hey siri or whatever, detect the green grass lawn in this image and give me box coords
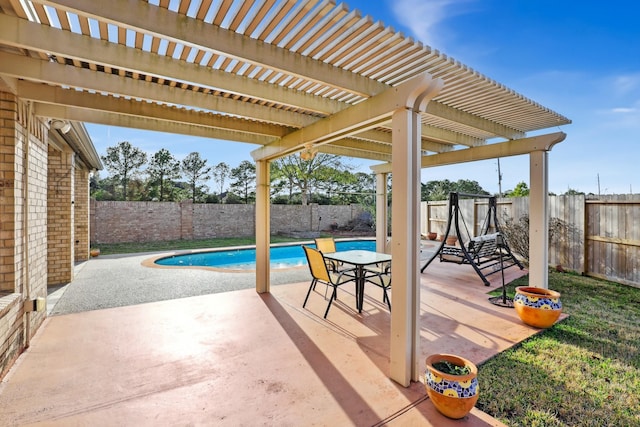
[480,270,640,426]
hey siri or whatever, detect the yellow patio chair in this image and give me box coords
[302,245,357,318]
[314,237,351,273]
[314,237,337,253]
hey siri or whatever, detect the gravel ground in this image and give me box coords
[49,251,312,316]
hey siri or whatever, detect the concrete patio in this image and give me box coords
[0,250,536,426]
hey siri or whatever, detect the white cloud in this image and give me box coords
[389,0,475,49]
[611,107,637,114]
[612,73,640,96]
[598,99,640,127]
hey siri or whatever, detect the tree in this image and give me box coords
[147,148,181,201]
[229,160,256,203]
[101,141,147,200]
[212,162,230,197]
[456,179,490,196]
[505,181,530,197]
[347,172,376,204]
[563,188,585,196]
[272,153,345,205]
[347,172,378,227]
[317,167,358,204]
[90,171,118,201]
[421,179,489,201]
[181,152,211,203]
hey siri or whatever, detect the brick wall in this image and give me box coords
[75,168,90,261]
[25,116,48,315]
[91,201,366,243]
[92,200,183,243]
[192,204,256,239]
[0,93,19,292]
[0,94,48,378]
[180,200,194,240]
[0,294,22,379]
[47,146,74,285]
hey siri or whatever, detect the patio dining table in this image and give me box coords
[323,250,392,313]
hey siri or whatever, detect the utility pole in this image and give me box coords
[497,158,503,197]
[597,173,601,197]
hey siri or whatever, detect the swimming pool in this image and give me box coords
[154,239,376,270]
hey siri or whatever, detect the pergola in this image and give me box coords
[0,0,570,386]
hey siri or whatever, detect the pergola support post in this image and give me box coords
[528,150,549,289]
[389,108,423,386]
[386,74,442,387]
[375,172,389,253]
[255,159,270,293]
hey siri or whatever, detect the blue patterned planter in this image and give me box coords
[424,354,478,419]
[514,286,562,328]
[425,369,479,398]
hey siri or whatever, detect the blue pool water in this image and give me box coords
[155,239,376,270]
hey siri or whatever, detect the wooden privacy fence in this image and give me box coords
[584,196,640,287]
[421,194,640,288]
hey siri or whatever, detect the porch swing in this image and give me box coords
[420,192,524,286]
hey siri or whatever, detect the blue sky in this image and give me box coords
[87,0,640,195]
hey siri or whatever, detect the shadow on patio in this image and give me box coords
[0,255,535,426]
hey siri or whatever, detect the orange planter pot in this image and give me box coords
[424,354,479,419]
[514,286,562,328]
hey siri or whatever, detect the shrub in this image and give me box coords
[500,215,576,265]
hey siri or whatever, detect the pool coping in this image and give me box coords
[140,237,375,273]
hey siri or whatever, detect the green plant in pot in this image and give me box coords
[424,353,478,419]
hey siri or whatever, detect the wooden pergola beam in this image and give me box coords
[370,132,567,173]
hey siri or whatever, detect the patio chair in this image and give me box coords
[314,237,353,274]
[364,263,392,311]
[314,237,338,253]
[302,245,357,318]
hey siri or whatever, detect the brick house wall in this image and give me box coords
[47,146,75,285]
[0,94,48,378]
[91,201,368,244]
[0,93,20,293]
[75,168,90,262]
[0,91,93,380]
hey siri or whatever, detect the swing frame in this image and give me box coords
[421,192,524,286]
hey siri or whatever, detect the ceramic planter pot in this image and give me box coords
[424,354,479,419]
[427,232,437,240]
[445,235,458,246]
[90,248,100,257]
[514,286,562,328]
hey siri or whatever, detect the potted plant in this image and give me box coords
[424,353,478,419]
[427,232,437,240]
[90,248,100,257]
[514,286,562,328]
